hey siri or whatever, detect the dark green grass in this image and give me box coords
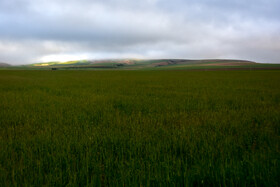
[0,70,279,186]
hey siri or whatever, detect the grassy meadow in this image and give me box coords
[0,70,279,186]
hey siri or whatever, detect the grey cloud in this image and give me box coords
[0,0,279,64]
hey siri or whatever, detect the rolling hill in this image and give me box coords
[0,62,11,67]
[3,59,280,70]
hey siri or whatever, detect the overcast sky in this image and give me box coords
[0,0,279,64]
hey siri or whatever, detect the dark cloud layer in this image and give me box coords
[0,0,279,64]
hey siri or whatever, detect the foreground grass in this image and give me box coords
[0,70,279,186]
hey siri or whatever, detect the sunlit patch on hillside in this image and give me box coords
[34,63,50,66]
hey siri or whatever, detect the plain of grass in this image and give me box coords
[0,70,279,186]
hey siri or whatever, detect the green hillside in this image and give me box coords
[2,59,280,70]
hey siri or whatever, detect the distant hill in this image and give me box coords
[26,59,257,69]
[0,62,11,67]
[9,59,280,70]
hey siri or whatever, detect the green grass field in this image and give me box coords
[0,70,279,186]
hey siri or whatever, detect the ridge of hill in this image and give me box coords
[0,62,11,67]
[26,59,259,69]
[4,59,280,70]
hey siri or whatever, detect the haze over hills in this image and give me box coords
[1,59,280,70]
[24,59,280,70]
[30,59,257,68]
[0,62,11,67]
